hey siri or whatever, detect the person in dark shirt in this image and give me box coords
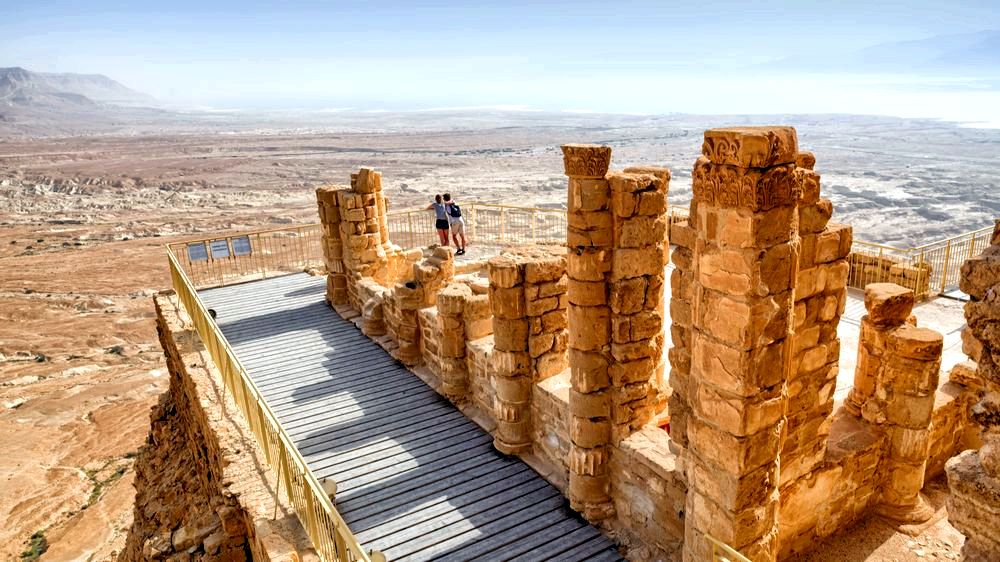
[443,193,467,255]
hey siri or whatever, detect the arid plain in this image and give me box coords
[0,112,996,559]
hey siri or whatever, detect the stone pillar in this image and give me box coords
[316,186,349,305]
[338,170,387,310]
[850,284,943,523]
[607,169,669,443]
[780,152,852,487]
[668,220,696,452]
[489,247,569,455]
[845,283,915,416]
[384,247,454,366]
[437,283,473,400]
[947,221,1000,560]
[684,127,800,562]
[562,144,616,521]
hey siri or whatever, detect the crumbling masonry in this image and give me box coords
[309,128,988,562]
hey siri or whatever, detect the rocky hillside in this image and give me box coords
[0,67,155,108]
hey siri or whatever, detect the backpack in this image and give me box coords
[448,203,462,218]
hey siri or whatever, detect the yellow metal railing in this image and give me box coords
[385,202,691,248]
[705,535,752,562]
[167,224,324,289]
[166,247,372,562]
[848,224,994,298]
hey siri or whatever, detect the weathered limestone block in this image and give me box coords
[563,144,616,522]
[684,126,799,562]
[843,283,942,523]
[669,222,696,450]
[316,185,349,305]
[612,426,687,560]
[489,246,568,456]
[436,282,473,400]
[608,170,669,444]
[947,223,1000,560]
[782,159,851,489]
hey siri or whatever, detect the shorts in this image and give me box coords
[436,219,450,231]
[450,219,466,237]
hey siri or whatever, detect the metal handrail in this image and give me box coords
[166,247,372,562]
[705,535,752,562]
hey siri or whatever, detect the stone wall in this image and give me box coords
[120,294,313,562]
[306,148,986,562]
[946,220,1000,560]
[782,153,851,490]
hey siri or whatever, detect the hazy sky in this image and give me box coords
[3,1,1000,121]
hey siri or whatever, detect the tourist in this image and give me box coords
[426,194,450,246]
[443,193,467,255]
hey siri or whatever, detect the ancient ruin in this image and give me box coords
[138,125,998,561]
[946,220,1000,560]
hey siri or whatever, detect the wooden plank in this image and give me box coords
[328,441,501,499]
[296,409,470,462]
[264,366,424,409]
[385,493,567,561]
[476,517,585,561]
[352,467,541,540]
[336,454,515,514]
[294,401,460,455]
[312,422,481,474]
[345,463,531,529]
[400,482,566,561]
[277,384,440,430]
[508,524,602,561]
[325,432,494,486]
[547,535,618,561]
[274,387,434,430]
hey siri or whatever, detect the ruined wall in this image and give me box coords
[307,148,987,562]
[778,281,980,559]
[121,294,313,562]
[946,221,1000,561]
[782,154,851,490]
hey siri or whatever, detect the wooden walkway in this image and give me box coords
[200,273,622,562]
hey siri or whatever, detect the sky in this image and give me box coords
[3,1,1000,122]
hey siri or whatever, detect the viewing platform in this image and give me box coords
[161,128,996,562]
[199,272,623,561]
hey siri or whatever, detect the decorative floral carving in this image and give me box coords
[561,144,612,178]
[702,127,798,168]
[692,158,798,211]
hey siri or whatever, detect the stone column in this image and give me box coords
[684,127,800,562]
[850,284,942,523]
[947,221,1000,560]
[316,185,350,305]
[780,152,852,487]
[667,219,696,451]
[562,144,616,521]
[607,169,669,443]
[845,283,915,416]
[489,247,568,455]
[437,283,473,401]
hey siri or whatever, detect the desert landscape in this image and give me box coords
[1,63,998,560]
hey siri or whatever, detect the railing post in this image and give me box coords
[500,208,506,241]
[531,210,537,243]
[470,204,478,241]
[941,239,952,293]
[407,211,415,249]
[919,248,927,299]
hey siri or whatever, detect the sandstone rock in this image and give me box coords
[864,283,914,326]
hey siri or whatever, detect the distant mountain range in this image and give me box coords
[0,66,156,109]
[769,30,1000,76]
